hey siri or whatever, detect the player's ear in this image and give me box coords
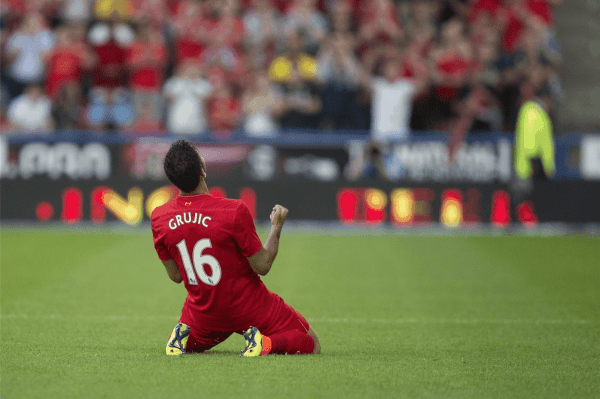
[200,156,207,178]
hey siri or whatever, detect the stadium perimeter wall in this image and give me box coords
[1,131,599,226]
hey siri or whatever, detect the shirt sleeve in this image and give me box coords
[151,213,172,261]
[232,202,263,258]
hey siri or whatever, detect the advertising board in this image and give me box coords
[1,134,599,226]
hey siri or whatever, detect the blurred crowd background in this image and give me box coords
[0,0,562,140]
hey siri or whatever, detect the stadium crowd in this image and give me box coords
[0,0,562,139]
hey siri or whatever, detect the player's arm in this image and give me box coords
[247,205,288,276]
[161,259,183,284]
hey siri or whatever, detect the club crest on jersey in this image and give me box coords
[169,212,211,230]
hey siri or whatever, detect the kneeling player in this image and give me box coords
[151,140,320,356]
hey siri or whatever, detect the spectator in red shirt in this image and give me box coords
[200,27,248,91]
[165,0,182,15]
[88,19,134,89]
[126,22,167,128]
[2,0,28,25]
[85,19,136,131]
[496,0,528,55]
[45,24,95,99]
[208,83,241,135]
[525,0,561,27]
[271,0,293,14]
[497,0,560,56]
[205,0,244,52]
[357,0,403,49]
[10,0,62,23]
[172,0,207,64]
[131,0,169,28]
[497,6,560,130]
[428,18,474,128]
[356,0,403,72]
[127,22,167,92]
[468,0,502,25]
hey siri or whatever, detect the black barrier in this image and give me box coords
[1,133,599,226]
[0,138,512,183]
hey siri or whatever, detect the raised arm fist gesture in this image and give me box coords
[270,205,289,228]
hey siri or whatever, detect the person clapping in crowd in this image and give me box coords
[163,61,212,135]
[4,12,54,100]
[0,0,563,137]
[276,64,321,130]
[243,0,280,68]
[126,21,167,126]
[7,83,53,133]
[360,50,428,142]
[317,32,365,130]
[242,70,283,137]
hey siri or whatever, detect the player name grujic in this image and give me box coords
[168,212,211,229]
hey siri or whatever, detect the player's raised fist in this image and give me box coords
[270,205,289,227]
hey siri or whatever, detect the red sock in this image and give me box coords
[261,330,314,355]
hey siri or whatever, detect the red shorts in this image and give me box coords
[178,294,310,353]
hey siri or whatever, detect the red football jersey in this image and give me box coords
[151,193,273,331]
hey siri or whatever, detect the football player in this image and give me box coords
[151,140,320,356]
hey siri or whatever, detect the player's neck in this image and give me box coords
[180,180,210,196]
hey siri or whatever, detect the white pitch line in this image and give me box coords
[1,314,598,325]
[308,317,599,325]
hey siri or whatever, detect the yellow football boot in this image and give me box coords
[240,326,263,357]
[166,322,190,355]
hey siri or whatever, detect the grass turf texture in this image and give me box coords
[1,229,599,398]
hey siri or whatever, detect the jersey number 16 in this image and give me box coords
[176,239,222,286]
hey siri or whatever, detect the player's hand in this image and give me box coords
[270,205,288,228]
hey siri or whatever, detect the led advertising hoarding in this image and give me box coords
[1,134,599,226]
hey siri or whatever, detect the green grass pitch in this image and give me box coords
[1,227,599,398]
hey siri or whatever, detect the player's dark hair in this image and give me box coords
[164,140,204,193]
